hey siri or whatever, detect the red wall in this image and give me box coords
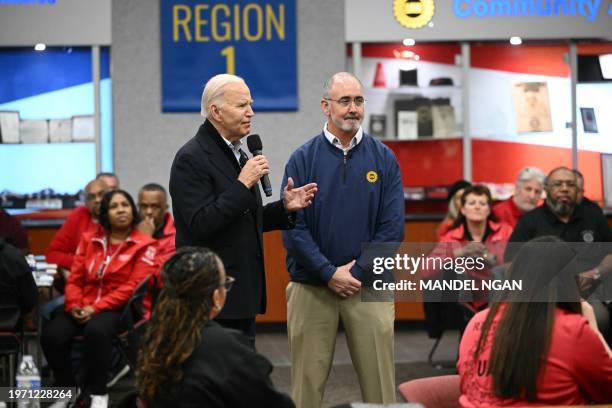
[358,42,612,77]
[385,139,604,203]
[370,41,610,204]
[385,139,463,186]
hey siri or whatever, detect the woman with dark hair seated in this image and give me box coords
[42,190,158,408]
[137,247,294,407]
[458,236,612,407]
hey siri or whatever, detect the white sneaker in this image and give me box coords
[90,394,109,408]
[48,401,69,408]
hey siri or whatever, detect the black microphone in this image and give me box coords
[246,134,272,197]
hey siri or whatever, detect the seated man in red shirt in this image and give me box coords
[137,183,176,265]
[96,172,120,190]
[492,166,544,228]
[0,208,29,254]
[46,178,109,295]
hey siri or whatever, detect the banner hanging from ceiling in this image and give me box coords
[161,0,297,112]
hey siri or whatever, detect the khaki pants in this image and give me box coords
[287,282,396,408]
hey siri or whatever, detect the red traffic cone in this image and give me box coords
[373,62,387,88]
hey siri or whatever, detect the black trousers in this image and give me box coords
[215,317,256,347]
[41,309,122,395]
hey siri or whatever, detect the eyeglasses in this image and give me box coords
[324,97,366,107]
[222,276,235,292]
[549,180,577,189]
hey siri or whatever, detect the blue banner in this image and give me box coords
[161,0,297,112]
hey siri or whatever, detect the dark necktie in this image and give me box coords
[239,149,248,168]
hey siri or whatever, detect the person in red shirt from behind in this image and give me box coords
[492,166,544,228]
[46,178,109,287]
[458,236,612,407]
[136,183,176,265]
[42,190,158,408]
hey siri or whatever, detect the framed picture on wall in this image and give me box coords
[397,111,418,140]
[512,82,553,133]
[580,107,598,133]
[431,104,456,138]
[602,154,612,209]
[369,114,387,138]
[0,111,20,144]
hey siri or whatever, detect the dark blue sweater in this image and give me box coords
[281,132,405,285]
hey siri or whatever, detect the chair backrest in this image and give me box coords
[116,274,159,370]
[121,274,158,331]
[0,240,24,354]
[122,275,157,328]
[398,375,461,408]
[0,239,25,332]
[0,304,20,333]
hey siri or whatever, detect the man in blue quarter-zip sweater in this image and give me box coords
[281,72,405,408]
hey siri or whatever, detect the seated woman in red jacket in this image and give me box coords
[422,184,513,311]
[458,236,612,407]
[42,190,158,408]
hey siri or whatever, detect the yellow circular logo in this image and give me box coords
[366,171,378,183]
[393,0,435,29]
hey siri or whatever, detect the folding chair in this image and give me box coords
[71,274,159,388]
[398,375,460,408]
[116,274,159,371]
[0,305,24,388]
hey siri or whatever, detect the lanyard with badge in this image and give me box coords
[96,240,124,280]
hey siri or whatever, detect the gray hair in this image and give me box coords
[323,72,363,98]
[201,74,246,117]
[516,166,545,187]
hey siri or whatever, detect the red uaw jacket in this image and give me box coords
[142,213,176,316]
[154,213,176,265]
[421,220,512,310]
[65,229,158,313]
[492,197,524,229]
[422,220,512,279]
[46,206,103,271]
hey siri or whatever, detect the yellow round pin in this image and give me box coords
[393,0,435,29]
[366,171,378,183]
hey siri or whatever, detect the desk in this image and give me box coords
[11,209,71,255]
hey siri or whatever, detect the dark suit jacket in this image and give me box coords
[169,120,292,319]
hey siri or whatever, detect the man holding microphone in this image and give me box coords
[169,74,317,344]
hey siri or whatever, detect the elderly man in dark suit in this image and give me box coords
[169,74,317,344]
